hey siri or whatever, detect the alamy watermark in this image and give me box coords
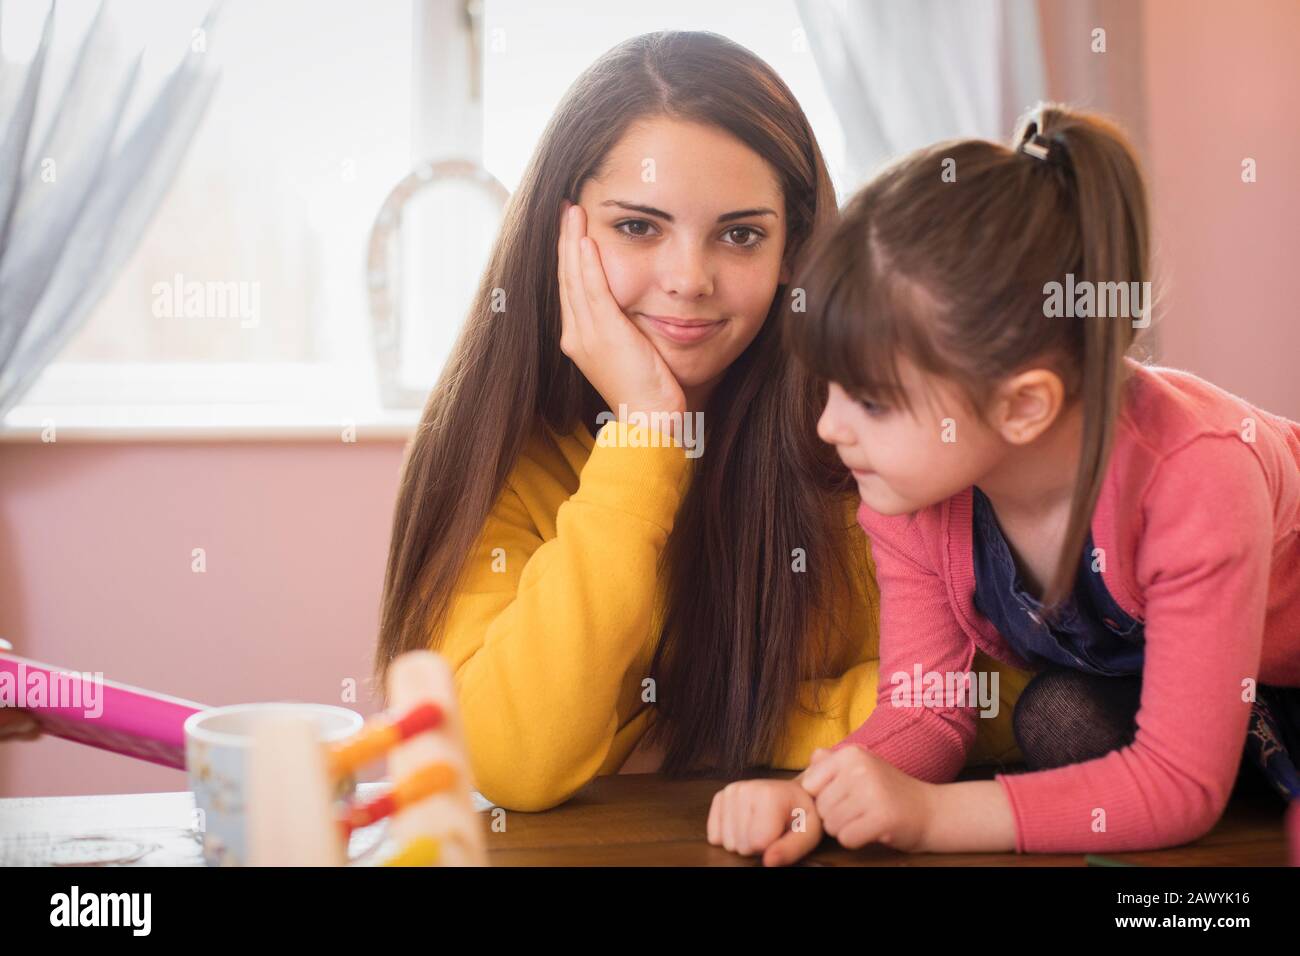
[595,405,704,459]
[1,661,103,717]
[152,272,261,328]
[889,665,1000,719]
[50,886,151,935]
[1043,273,1151,328]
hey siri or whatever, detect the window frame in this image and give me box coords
[1,0,473,441]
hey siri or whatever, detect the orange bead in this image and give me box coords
[326,719,399,779]
[392,761,456,807]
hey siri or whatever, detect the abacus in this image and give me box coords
[247,650,487,866]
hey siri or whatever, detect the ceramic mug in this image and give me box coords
[184,702,363,866]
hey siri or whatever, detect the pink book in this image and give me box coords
[0,651,206,770]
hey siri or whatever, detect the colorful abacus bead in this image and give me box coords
[326,701,445,779]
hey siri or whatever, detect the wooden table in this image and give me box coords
[491,768,1292,866]
[0,768,1289,866]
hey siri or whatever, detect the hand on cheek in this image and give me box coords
[556,201,686,424]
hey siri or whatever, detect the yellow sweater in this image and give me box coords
[436,419,1029,811]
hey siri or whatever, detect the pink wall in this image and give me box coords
[3,1,1298,798]
[0,441,405,795]
[1039,0,1299,418]
[1141,0,1300,418]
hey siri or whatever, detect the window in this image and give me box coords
[3,0,841,437]
[4,0,416,435]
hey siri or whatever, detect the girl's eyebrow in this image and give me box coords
[600,200,778,223]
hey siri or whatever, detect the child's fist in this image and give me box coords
[706,777,823,867]
[800,744,935,852]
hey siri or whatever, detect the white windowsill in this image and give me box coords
[0,362,423,442]
[0,404,420,442]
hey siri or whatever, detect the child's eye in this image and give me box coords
[721,226,765,248]
[856,397,889,417]
[614,219,659,239]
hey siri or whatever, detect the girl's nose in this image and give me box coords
[659,242,714,299]
[817,391,854,447]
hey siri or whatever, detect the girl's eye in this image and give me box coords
[722,226,764,248]
[856,397,889,417]
[614,220,765,249]
[614,219,659,239]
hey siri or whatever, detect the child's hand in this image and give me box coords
[556,200,687,425]
[0,708,41,741]
[800,745,936,853]
[706,777,824,866]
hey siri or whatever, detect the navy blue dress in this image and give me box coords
[970,485,1300,800]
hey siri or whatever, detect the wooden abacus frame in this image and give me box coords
[247,651,487,866]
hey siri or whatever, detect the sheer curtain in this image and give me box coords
[0,0,220,418]
[795,0,1047,193]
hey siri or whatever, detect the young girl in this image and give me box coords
[373,31,1031,812]
[709,103,1300,863]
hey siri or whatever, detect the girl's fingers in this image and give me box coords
[737,795,759,856]
[832,810,880,851]
[799,754,834,794]
[578,235,624,330]
[706,791,721,845]
[723,786,740,854]
[557,204,583,349]
[763,823,816,867]
[808,769,845,817]
[720,786,734,852]
[815,775,858,833]
[563,206,595,341]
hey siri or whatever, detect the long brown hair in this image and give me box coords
[376,31,863,777]
[786,103,1152,612]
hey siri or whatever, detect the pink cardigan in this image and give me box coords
[832,359,1300,852]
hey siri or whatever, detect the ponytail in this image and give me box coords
[1019,106,1151,611]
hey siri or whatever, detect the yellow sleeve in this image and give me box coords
[437,421,691,812]
[966,650,1030,767]
[767,528,1030,770]
[769,656,1030,768]
[771,660,885,766]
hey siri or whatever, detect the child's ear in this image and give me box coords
[994,369,1067,445]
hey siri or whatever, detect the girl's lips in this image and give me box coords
[637,313,727,345]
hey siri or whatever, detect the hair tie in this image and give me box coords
[1019,122,1070,169]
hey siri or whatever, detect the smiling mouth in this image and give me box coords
[636,313,727,345]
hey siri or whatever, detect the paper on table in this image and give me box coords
[0,783,493,866]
